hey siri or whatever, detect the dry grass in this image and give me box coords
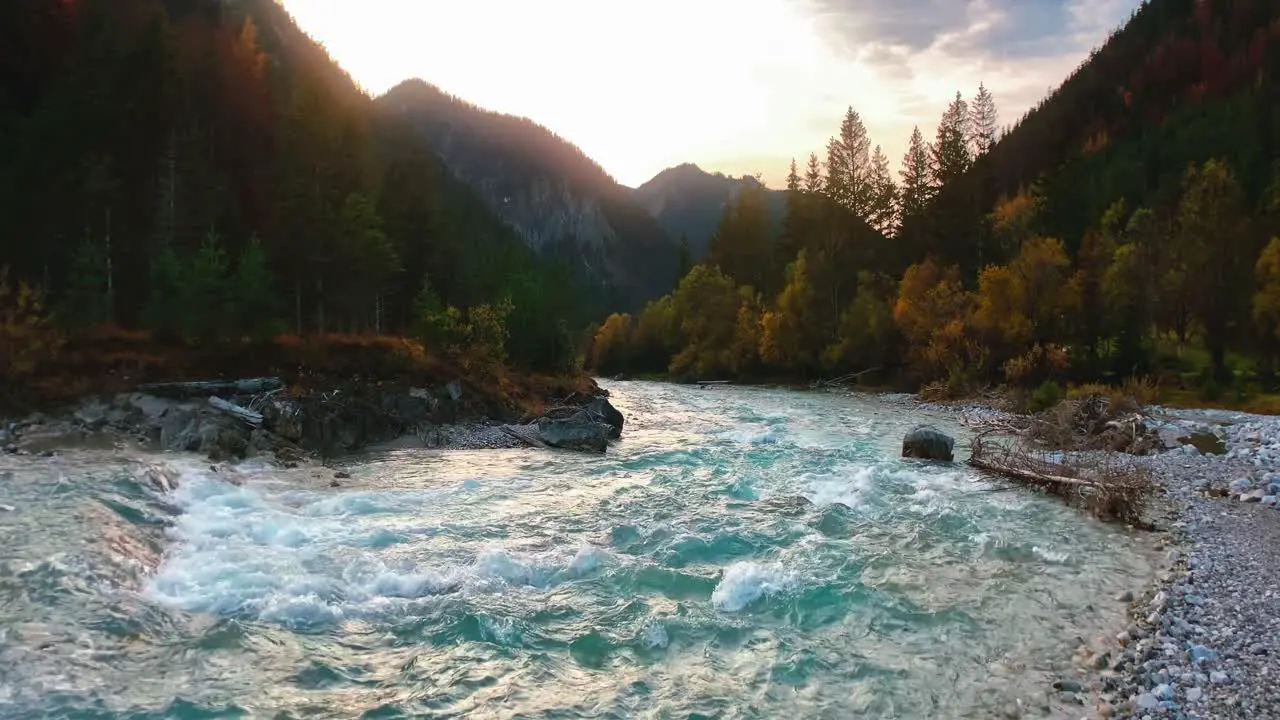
[4,325,588,419]
[970,432,1155,524]
[1158,387,1280,416]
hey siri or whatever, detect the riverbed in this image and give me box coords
[0,381,1160,718]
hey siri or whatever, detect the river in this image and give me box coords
[0,380,1158,718]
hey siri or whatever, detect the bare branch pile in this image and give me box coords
[969,431,1155,524]
[1026,394,1157,455]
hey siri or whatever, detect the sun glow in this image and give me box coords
[281,0,890,186]
[280,0,1135,188]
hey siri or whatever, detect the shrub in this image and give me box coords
[1030,380,1064,412]
[0,267,62,383]
[1067,383,1110,400]
[1198,370,1223,402]
[465,299,512,368]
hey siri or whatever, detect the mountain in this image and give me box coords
[632,163,785,259]
[376,80,680,310]
[0,0,586,370]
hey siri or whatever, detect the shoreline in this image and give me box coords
[7,380,1278,718]
[899,393,1280,719]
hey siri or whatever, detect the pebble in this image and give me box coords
[1022,405,1280,720]
[1054,679,1085,693]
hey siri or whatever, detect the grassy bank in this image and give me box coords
[2,326,594,420]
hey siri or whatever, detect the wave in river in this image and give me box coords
[0,381,1160,719]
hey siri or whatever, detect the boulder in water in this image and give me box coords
[537,412,611,453]
[902,425,955,462]
[585,397,624,439]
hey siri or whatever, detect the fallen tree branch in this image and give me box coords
[968,431,1153,524]
[137,377,283,399]
[208,396,264,428]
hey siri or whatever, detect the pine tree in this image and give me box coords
[803,153,824,194]
[825,137,849,206]
[899,126,933,223]
[823,107,873,219]
[185,231,232,342]
[60,238,111,331]
[785,158,801,192]
[932,92,972,188]
[868,145,899,237]
[230,236,279,340]
[969,82,998,157]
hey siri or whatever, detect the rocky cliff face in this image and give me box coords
[377,81,678,309]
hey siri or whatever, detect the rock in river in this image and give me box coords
[902,425,955,462]
[585,397,625,439]
[537,412,612,453]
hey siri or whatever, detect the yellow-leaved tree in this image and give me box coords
[590,313,635,375]
[0,267,62,400]
[669,265,740,378]
[730,286,763,376]
[759,250,818,374]
[1253,237,1280,383]
[893,258,977,385]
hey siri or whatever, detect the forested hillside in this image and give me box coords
[588,0,1280,400]
[0,0,582,373]
[378,80,680,310]
[632,164,785,261]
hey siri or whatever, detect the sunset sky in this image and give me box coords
[281,0,1142,188]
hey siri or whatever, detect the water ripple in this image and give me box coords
[0,382,1160,718]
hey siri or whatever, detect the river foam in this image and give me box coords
[2,381,1160,719]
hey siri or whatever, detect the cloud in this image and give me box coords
[809,0,1132,61]
[282,0,1142,188]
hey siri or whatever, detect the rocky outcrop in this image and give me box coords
[902,426,955,462]
[585,397,624,439]
[536,412,612,453]
[500,393,625,453]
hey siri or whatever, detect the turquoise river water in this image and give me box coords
[0,381,1157,719]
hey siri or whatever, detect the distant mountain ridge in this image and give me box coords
[377,80,679,309]
[632,163,785,258]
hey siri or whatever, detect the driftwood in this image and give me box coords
[969,431,1153,524]
[208,396,264,428]
[138,378,283,399]
[813,367,882,388]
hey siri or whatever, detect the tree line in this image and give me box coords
[0,0,582,372]
[587,0,1280,400]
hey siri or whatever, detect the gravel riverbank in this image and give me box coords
[1082,410,1280,720]
[992,406,1280,720]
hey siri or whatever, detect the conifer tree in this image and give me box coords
[868,145,899,236]
[969,82,998,157]
[824,107,873,219]
[60,239,111,330]
[803,153,824,194]
[932,93,972,188]
[230,236,279,340]
[785,158,801,192]
[899,126,933,223]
